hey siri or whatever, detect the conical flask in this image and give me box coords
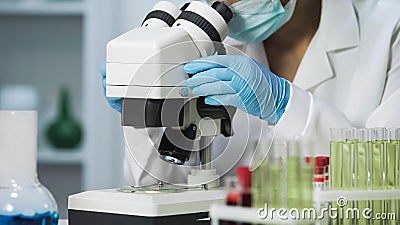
[0,111,58,225]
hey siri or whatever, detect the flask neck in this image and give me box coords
[1,176,41,188]
[0,111,39,188]
[59,88,71,119]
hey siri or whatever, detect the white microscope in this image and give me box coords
[68,1,235,224]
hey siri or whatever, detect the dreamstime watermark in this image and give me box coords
[257,196,396,221]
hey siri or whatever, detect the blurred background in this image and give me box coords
[0,0,186,219]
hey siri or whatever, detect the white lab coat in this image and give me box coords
[123,0,400,186]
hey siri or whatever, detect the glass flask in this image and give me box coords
[0,111,58,225]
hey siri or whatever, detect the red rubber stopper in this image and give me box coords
[314,157,327,175]
[315,156,327,166]
[317,156,330,165]
[236,166,251,188]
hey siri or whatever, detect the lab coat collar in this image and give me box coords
[293,32,333,90]
[294,0,360,90]
[319,0,359,52]
[244,0,360,90]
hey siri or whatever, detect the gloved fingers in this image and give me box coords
[101,62,107,90]
[184,54,241,74]
[108,98,122,113]
[204,94,242,107]
[102,75,106,89]
[100,61,123,113]
[185,55,250,73]
[191,68,233,81]
[100,61,106,78]
[103,79,122,113]
[184,59,225,75]
[192,81,237,96]
[186,68,233,88]
[186,76,219,88]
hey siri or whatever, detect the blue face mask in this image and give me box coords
[228,0,297,44]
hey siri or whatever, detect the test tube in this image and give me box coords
[299,137,314,209]
[225,176,240,206]
[251,139,268,209]
[300,156,314,208]
[356,128,373,225]
[396,128,400,190]
[372,128,387,225]
[387,128,398,188]
[397,128,400,225]
[314,156,327,191]
[330,128,344,190]
[387,128,399,225]
[357,129,373,189]
[342,128,357,190]
[372,128,388,188]
[224,176,240,225]
[315,156,330,189]
[313,156,327,215]
[266,139,287,209]
[287,139,301,209]
[330,128,343,225]
[237,166,252,225]
[343,128,357,225]
[323,156,330,189]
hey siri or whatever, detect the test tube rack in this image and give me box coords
[209,189,400,225]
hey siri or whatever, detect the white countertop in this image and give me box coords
[59,219,68,225]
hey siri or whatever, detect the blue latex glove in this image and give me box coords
[100,62,122,113]
[184,55,290,124]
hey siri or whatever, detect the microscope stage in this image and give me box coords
[68,188,227,225]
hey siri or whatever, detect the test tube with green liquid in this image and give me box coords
[342,128,357,225]
[287,139,301,209]
[299,138,314,209]
[266,140,287,209]
[396,128,400,225]
[356,128,373,225]
[300,156,314,208]
[387,128,399,225]
[251,141,268,209]
[251,159,266,225]
[372,128,388,225]
[330,128,344,190]
[387,128,398,187]
[330,128,344,225]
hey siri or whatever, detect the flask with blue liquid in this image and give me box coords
[0,111,58,225]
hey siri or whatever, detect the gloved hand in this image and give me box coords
[100,62,122,113]
[184,55,290,124]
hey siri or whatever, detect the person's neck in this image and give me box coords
[264,0,322,49]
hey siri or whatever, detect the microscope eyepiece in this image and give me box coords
[172,1,231,56]
[142,10,177,27]
[211,1,233,24]
[142,1,181,27]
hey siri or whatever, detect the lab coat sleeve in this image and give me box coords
[123,127,190,186]
[275,84,352,156]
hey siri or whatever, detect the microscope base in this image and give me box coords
[68,188,227,225]
[68,209,209,225]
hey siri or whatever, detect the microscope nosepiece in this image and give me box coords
[158,124,197,165]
